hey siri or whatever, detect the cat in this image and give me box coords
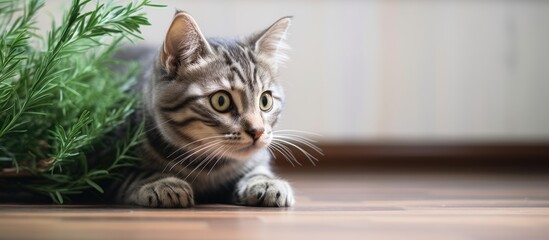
[113,11,296,208]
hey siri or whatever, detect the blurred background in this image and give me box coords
[37,0,549,169]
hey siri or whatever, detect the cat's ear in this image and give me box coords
[250,16,292,70]
[162,11,212,74]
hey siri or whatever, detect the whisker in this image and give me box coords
[273,135,324,155]
[270,141,301,166]
[168,139,224,172]
[265,145,277,160]
[171,139,224,163]
[188,144,226,183]
[164,139,222,172]
[272,129,322,137]
[207,145,233,176]
[268,145,294,167]
[272,141,302,166]
[273,139,318,166]
[176,140,225,175]
[273,133,319,143]
[273,133,318,143]
[166,135,226,159]
[163,133,219,158]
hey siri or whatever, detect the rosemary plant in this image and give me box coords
[0,0,163,203]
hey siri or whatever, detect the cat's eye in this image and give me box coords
[259,92,273,112]
[210,91,232,112]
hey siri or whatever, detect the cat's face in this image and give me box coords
[150,12,291,161]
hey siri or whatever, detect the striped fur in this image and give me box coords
[115,12,294,207]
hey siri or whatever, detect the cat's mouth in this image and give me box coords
[235,145,254,153]
[234,141,265,153]
[235,143,258,153]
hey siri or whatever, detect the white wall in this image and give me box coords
[38,0,549,142]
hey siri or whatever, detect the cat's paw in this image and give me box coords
[238,177,295,207]
[136,177,194,208]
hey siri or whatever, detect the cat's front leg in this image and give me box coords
[121,172,195,208]
[235,166,295,207]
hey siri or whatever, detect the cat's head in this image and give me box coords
[149,11,291,161]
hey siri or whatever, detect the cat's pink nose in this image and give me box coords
[245,128,265,141]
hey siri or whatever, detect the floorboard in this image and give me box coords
[1,172,549,240]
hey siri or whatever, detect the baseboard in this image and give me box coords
[273,142,549,172]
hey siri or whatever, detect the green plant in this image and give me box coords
[0,0,163,203]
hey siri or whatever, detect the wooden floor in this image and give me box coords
[1,171,549,240]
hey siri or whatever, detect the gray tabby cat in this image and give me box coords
[116,11,295,208]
